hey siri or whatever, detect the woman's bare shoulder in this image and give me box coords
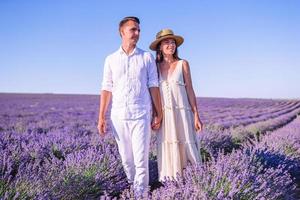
[181,59,190,71]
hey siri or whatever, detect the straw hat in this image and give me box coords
[149,29,184,51]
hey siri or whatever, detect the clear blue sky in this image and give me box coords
[1,0,299,99]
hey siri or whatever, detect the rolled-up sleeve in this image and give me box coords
[101,56,113,92]
[147,53,159,88]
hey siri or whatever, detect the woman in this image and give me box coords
[150,29,203,181]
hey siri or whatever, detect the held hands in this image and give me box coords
[97,117,107,137]
[151,114,162,130]
[194,114,204,133]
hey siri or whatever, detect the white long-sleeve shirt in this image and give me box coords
[101,46,159,119]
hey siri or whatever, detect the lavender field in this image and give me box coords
[1,93,300,199]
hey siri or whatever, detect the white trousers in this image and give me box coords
[111,114,151,195]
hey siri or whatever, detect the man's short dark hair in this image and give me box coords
[119,16,140,29]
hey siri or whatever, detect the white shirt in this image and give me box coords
[101,46,159,119]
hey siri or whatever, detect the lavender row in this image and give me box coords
[0,131,129,199]
[1,94,299,135]
[1,94,300,199]
[118,146,297,199]
[117,116,300,200]
[0,126,295,199]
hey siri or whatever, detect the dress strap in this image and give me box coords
[178,60,185,83]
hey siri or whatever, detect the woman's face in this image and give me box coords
[160,38,176,56]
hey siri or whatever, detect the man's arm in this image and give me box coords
[98,90,112,136]
[147,53,162,130]
[149,87,162,130]
[98,56,113,136]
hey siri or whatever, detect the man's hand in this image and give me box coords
[149,87,163,131]
[98,90,112,137]
[151,114,162,130]
[98,117,107,137]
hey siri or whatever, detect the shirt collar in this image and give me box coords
[118,46,139,56]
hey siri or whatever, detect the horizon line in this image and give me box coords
[0,92,299,101]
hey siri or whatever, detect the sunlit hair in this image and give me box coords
[119,16,140,32]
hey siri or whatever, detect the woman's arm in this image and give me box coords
[182,60,203,132]
[182,60,198,115]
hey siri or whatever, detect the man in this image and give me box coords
[97,16,162,195]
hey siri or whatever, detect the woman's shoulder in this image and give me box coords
[179,59,190,70]
[178,59,188,65]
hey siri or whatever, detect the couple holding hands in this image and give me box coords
[98,16,203,196]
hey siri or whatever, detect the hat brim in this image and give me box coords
[149,35,184,51]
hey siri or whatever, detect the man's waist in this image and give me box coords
[111,103,151,109]
[111,106,151,119]
[111,96,151,105]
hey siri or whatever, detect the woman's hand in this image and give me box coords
[151,114,162,130]
[194,115,203,133]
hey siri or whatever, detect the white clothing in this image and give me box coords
[111,115,151,195]
[101,46,159,119]
[157,60,201,181]
[101,46,158,194]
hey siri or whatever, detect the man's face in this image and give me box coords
[120,20,140,45]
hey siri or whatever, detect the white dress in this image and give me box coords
[157,60,201,181]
